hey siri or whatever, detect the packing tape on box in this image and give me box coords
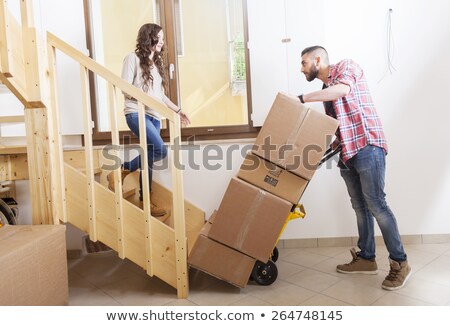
[235,189,265,250]
[277,109,309,167]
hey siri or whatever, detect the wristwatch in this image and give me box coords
[298,94,305,104]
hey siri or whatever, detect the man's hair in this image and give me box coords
[301,45,328,57]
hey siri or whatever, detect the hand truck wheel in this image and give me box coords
[251,260,278,286]
[271,246,279,262]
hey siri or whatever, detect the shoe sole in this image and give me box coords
[336,268,378,275]
[381,268,412,291]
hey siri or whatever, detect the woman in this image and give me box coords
[108,23,190,217]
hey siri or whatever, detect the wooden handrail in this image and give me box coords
[46,32,177,122]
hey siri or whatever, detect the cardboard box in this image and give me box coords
[208,177,292,262]
[252,92,339,180]
[188,234,255,288]
[238,153,309,204]
[0,225,68,306]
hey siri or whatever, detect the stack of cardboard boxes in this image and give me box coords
[188,93,339,287]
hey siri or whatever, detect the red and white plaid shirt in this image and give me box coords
[326,59,388,163]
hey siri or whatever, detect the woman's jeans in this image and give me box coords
[123,113,168,197]
[340,145,407,262]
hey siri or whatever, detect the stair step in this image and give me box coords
[123,187,136,199]
[77,167,102,175]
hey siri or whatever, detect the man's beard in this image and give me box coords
[305,66,319,82]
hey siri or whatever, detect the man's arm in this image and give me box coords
[302,84,350,103]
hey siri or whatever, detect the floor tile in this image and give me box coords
[322,280,386,305]
[285,268,342,292]
[274,259,307,281]
[396,277,450,305]
[300,294,352,306]
[68,275,120,306]
[188,281,248,306]
[247,280,316,306]
[371,292,432,306]
[99,274,176,306]
[280,250,329,268]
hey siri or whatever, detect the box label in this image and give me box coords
[264,175,279,187]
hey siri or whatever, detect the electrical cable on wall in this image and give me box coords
[387,8,396,73]
[378,8,396,83]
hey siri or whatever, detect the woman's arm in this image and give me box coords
[162,95,191,125]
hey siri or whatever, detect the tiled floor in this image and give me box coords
[68,243,450,306]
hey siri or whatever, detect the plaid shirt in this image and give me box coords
[326,59,388,163]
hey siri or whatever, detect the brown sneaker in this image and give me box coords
[336,248,378,274]
[138,193,169,219]
[107,168,131,191]
[150,201,169,219]
[382,259,411,291]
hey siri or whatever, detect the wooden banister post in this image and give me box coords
[169,117,188,299]
[20,0,45,107]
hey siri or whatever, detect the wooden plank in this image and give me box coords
[7,6,27,94]
[0,72,29,107]
[0,0,10,73]
[63,150,100,170]
[46,32,176,122]
[151,182,204,255]
[64,163,89,231]
[0,115,25,123]
[80,65,97,241]
[138,102,153,275]
[169,118,188,299]
[122,201,178,289]
[1,154,28,181]
[0,146,27,155]
[46,43,67,223]
[24,108,53,225]
[20,0,42,103]
[108,83,125,258]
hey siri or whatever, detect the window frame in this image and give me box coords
[83,0,259,146]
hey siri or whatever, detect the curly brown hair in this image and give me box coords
[135,23,168,93]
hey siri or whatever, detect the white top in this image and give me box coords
[121,52,167,120]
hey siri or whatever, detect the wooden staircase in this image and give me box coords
[0,0,203,298]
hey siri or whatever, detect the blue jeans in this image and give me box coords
[340,145,407,262]
[123,113,168,196]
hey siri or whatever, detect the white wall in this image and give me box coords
[1,0,450,246]
[158,0,450,238]
[34,0,87,135]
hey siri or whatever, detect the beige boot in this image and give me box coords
[139,192,169,219]
[107,168,131,191]
[382,259,412,290]
[336,248,378,274]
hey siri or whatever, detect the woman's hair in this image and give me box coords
[135,23,168,92]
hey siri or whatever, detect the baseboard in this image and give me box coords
[279,234,450,249]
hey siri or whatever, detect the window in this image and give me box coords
[84,0,259,144]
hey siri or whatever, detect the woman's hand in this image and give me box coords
[179,110,191,126]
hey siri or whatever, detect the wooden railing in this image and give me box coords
[0,0,45,108]
[46,33,189,297]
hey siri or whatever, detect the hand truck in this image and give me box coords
[250,145,341,286]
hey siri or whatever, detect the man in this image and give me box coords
[298,45,411,290]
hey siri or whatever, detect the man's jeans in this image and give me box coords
[123,113,168,196]
[340,145,407,262]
